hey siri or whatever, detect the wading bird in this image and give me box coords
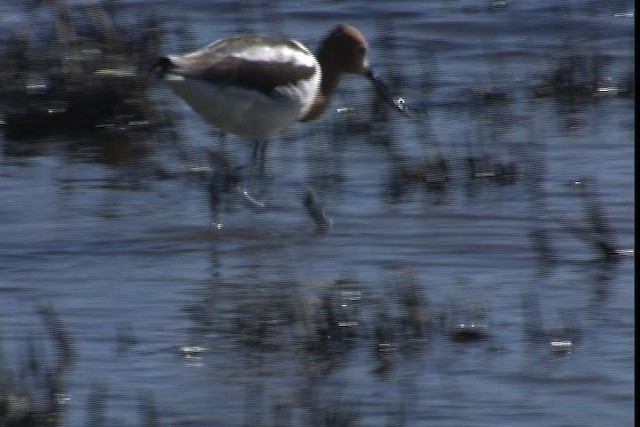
[156,24,409,203]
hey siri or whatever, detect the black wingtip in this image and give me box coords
[154,56,173,78]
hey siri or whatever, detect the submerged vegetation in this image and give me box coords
[0,1,165,137]
[0,303,74,427]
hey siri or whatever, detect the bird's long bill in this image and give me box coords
[365,69,412,117]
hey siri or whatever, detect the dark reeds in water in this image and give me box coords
[0,302,75,426]
[0,260,619,423]
[554,178,623,261]
[0,1,165,137]
[0,304,160,427]
[533,49,633,101]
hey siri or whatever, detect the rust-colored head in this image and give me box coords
[317,24,369,75]
[302,24,410,122]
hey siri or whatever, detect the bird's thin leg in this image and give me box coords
[241,139,269,207]
[207,151,241,228]
[253,139,269,178]
[208,173,224,228]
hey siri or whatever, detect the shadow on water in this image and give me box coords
[0,0,634,425]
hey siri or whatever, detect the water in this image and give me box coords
[0,1,634,426]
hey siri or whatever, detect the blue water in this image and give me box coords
[0,1,634,426]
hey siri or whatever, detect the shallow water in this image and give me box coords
[0,1,634,426]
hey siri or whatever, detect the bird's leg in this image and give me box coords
[253,139,268,179]
[207,150,242,229]
[241,139,269,207]
[303,186,333,232]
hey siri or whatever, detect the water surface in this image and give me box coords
[0,0,634,426]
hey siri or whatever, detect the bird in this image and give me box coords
[156,24,409,201]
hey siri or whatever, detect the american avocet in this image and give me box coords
[156,24,408,199]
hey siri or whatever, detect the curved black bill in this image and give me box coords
[366,69,413,118]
